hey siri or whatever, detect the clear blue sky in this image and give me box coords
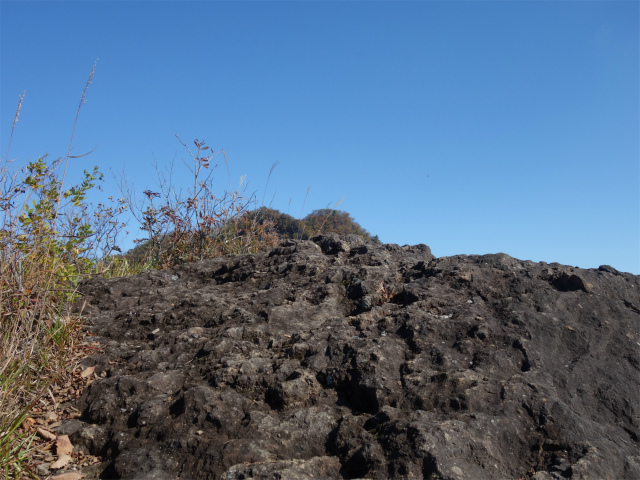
[1,1,638,274]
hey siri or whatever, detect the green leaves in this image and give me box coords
[4,155,126,306]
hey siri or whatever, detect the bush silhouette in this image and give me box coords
[236,207,381,244]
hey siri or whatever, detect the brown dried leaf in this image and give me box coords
[56,434,74,455]
[50,453,72,469]
[80,366,95,378]
[51,471,86,479]
[37,427,57,441]
[45,410,59,423]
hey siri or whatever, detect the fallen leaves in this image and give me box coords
[45,410,59,422]
[56,435,74,455]
[51,453,72,469]
[13,332,104,478]
[51,472,86,480]
[37,427,57,441]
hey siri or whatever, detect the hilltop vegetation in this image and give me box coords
[125,207,380,265]
[233,207,380,244]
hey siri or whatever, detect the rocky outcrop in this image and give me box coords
[64,234,640,479]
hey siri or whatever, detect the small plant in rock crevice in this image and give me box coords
[375,279,397,304]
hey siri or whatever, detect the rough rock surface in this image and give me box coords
[65,235,640,479]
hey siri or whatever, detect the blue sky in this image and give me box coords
[1,0,638,274]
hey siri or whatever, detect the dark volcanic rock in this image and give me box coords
[68,235,640,479]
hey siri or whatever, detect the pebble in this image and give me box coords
[36,463,50,476]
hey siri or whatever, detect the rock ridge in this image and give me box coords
[63,234,640,479]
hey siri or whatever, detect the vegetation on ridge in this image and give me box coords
[241,207,381,244]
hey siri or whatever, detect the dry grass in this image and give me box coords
[0,62,105,478]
